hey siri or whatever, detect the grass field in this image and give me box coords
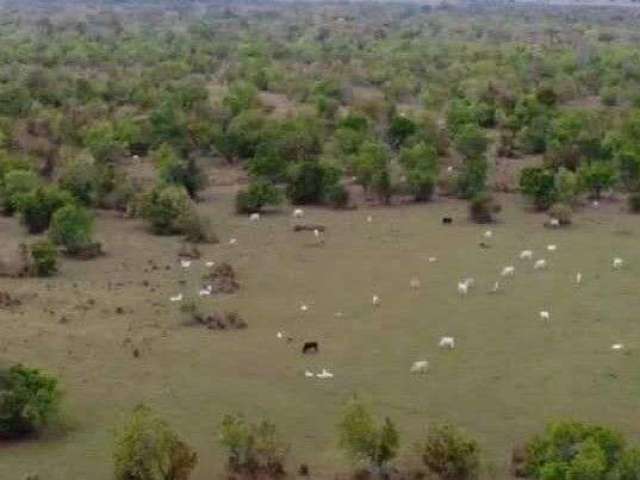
[2,190,640,479]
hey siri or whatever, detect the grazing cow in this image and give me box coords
[501,266,515,277]
[547,244,557,252]
[442,217,453,224]
[293,208,304,219]
[576,272,582,285]
[534,259,547,270]
[484,230,493,239]
[613,258,624,269]
[549,218,560,228]
[409,277,421,290]
[410,360,429,374]
[439,336,455,349]
[316,368,334,378]
[302,341,319,354]
[304,370,314,378]
[249,213,261,222]
[611,344,624,351]
[540,311,550,321]
[372,295,381,306]
[519,250,533,260]
[457,282,469,296]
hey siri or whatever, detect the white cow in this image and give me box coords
[410,360,429,374]
[547,244,557,252]
[540,311,550,321]
[372,295,381,306]
[457,282,469,296]
[549,218,560,228]
[613,258,624,269]
[534,259,547,270]
[304,370,314,378]
[484,230,493,239]
[316,368,334,379]
[409,277,421,290]
[249,213,261,222]
[293,208,304,219]
[519,250,533,260]
[170,293,183,302]
[439,336,455,349]
[180,259,191,268]
[501,266,515,277]
[576,272,582,285]
[611,343,624,351]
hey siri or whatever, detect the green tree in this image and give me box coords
[114,405,198,480]
[142,184,194,235]
[58,153,98,205]
[419,424,480,480]
[453,124,489,161]
[578,162,616,200]
[1,169,41,215]
[0,364,61,439]
[401,142,439,202]
[338,397,400,475]
[286,160,340,205]
[519,167,557,210]
[16,185,74,234]
[49,204,94,253]
[154,144,205,198]
[235,178,282,214]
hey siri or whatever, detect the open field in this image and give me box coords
[2,190,640,479]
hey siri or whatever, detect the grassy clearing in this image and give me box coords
[1,192,640,479]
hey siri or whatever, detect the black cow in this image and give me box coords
[302,341,319,354]
[442,217,453,224]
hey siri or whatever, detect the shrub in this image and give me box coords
[58,153,98,205]
[180,210,218,244]
[24,240,58,277]
[325,183,350,209]
[286,161,340,205]
[469,192,501,223]
[388,115,418,147]
[338,397,400,475]
[628,192,640,213]
[154,143,206,199]
[519,167,557,210]
[418,424,480,480]
[578,161,617,200]
[235,178,282,214]
[548,203,573,226]
[49,204,94,253]
[453,124,489,161]
[1,169,41,215]
[142,185,194,235]
[456,157,488,199]
[16,186,74,234]
[114,404,198,480]
[524,421,626,480]
[219,413,289,477]
[555,167,580,205]
[0,364,61,439]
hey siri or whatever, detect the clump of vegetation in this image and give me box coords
[219,413,289,478]
[338,397,400,476]
[235,178,282,214]
[469,192,501,224]
[49,204,99,256]
[519,167,558,210]
[180,210,218,244]
[522,420,640,480]
[628,192,640,213]
[21,240,58,277]
[16,186,74,234]
[154,143,206,199]
[548,203,573,226]
[286,161,341,205]
[1,169,41,215]
[141,185,194,235]
[418,424,480,480]
[113,404,198,480]
[325,183,350,209]
[204,262,239,294]
[0,364,62,439]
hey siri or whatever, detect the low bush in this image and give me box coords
[23,240,58,277]
[114,404,198,480]
[629,192,640,213]
[418,424,480,480]
[1,169,41,215]
[523,421,628,480]
[235,178,282,214]
[469,192,501,223]
[325,183,350,209]
[142,184,194,235]
[0,364,62,439]
[49,204,95,254]
[16,186,74,234]
[548,203,573,226]
[180,210,218,244]
[338,397,400,475]
[219,413,289,477]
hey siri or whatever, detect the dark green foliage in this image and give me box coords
[286,161,340,205]
[524,421,628,480]
[456,157,488,200]
[26,240,58,277]
[325,183,350,209]
[58,154,98,205]
[578,161,617,199]
[154,144,205,198]
[453,124,489,161]
[114,404,198,480]
[469,192,501,223]
[419,424,480,480]
[388,115,418,147]
[628,192,640,213]
[235,178,282,214]
[519,167,558,210]
[0,364,61,439]
[16,185,74,234]
[49,204,95,253]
